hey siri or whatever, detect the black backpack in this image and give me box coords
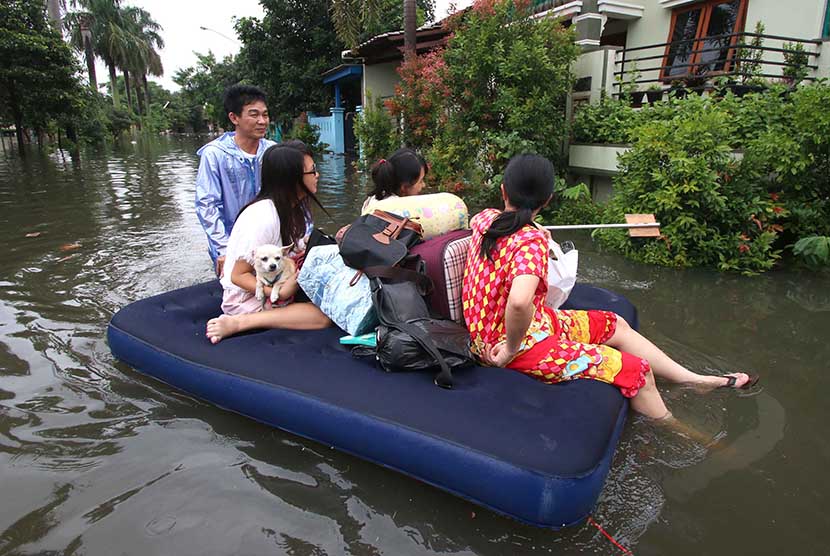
[340,211,473,389]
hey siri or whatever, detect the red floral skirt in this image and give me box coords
[507,309,650,398]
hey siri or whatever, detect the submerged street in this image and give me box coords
[0,136,828,555]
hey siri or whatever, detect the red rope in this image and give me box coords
[587,515,632,555]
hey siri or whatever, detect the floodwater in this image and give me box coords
[0,135,828,556]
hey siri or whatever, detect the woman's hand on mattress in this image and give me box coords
[482,341,519,368]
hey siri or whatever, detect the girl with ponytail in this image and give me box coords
[361,147,428,214]
[462,154,758,421]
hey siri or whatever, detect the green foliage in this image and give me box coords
[738,82,830,243]
[236,0,344,126]
[173,52,243,132]
[783,42,809,85]
[353,92,400,170]
[418,0,578,191]
[594,108,781,274]
[793,236,830,268]
[571,97,639,144]
[0,0,90,147]
[69,89,110,145]
[579,82,830,272]
[538,181,604,227]
[331,0,435,49]
[284,114,329,154]
[105,102,134,138]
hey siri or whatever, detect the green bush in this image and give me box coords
[539,181,604,227]
[793,236,830,268]
[360,0,579,205]
[415,0,578,191]
[353,92,400,170]
[594,108,781,273]
[575,82,830,272]
[571,97,638,144]
[284,114,329,154]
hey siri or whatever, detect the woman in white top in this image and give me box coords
[206,140,331,343]
[360,148,428,214]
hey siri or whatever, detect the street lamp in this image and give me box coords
[199,26,239,45]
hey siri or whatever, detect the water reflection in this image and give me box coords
[0,138,828,555]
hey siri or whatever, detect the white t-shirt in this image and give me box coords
[220,199,282,294]
[361,193,400,214]
[220,199,314,314]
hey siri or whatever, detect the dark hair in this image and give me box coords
[369,147,428,200]
[223,84,267,116]
[237,140,327,247]
[480,154,555,261]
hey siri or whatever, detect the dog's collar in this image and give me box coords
[263,271,283,286]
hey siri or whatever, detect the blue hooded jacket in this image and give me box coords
[195,132,276,263]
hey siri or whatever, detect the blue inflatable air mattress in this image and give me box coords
[107,281,637,528]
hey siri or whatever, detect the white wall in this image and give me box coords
[362,62,400,106]
[616,0,828,84]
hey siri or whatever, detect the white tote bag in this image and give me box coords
[545,239,578,310]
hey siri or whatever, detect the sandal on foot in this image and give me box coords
[719,373,760,390]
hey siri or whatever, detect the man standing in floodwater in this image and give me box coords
[195,84,276,277]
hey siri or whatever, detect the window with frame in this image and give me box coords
[661,0,749,80]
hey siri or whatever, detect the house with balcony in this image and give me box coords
[318,0,829,164]
[553,0,830,198]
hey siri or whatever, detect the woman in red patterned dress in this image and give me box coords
[462,154,758,419]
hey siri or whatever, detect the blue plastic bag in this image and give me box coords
[297,244,378,335]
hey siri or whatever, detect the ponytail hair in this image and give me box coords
[369,147,427,200]
[480,154,555,261]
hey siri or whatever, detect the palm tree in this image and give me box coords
[121,6,164,117]
[46,0,62,32]
[331,0,417,54]
[64,0,134,106]
[64,9,97,90]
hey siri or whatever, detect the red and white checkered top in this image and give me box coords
[462,209,557,357]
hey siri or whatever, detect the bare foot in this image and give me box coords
[206,315,241,344]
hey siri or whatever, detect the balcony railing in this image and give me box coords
[613,31,822,97]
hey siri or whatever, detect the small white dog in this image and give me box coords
[253,243,296,310]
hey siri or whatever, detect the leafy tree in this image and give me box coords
[402,0,579,191]
[0,0,84,154]
[64,0,132,106]
[120,5,164,118]
[330,0,436,49]
[235,0,345,126]
[173,52,243,131]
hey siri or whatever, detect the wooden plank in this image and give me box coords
[625,214,661,237]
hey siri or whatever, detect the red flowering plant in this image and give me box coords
[430,0,578,196]
[385,49,450,151]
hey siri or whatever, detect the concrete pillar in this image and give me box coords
[574,0,604,51]
[331,107,345,155]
